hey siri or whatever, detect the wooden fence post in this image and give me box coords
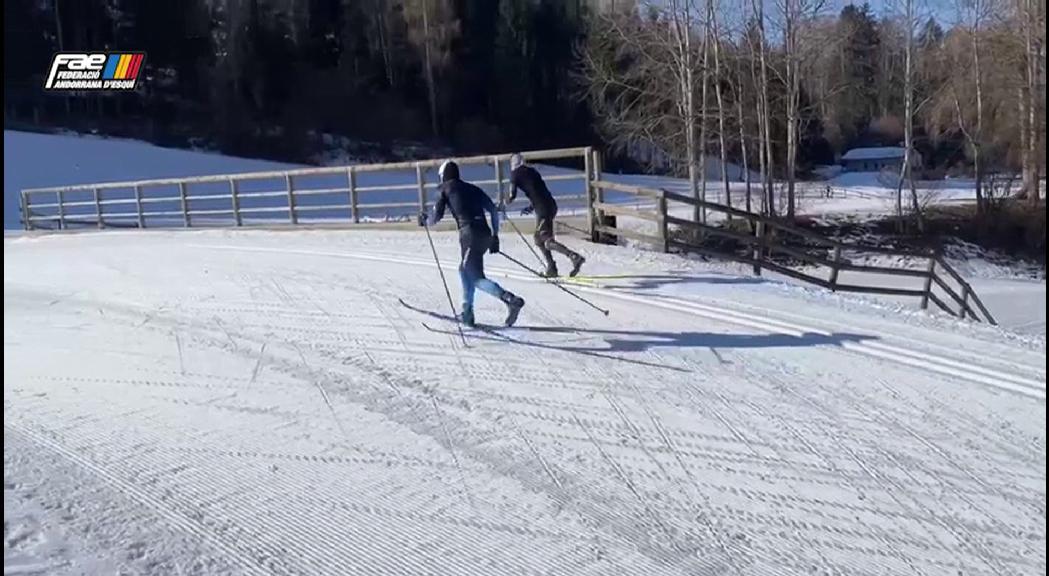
[920,256,936,310]
[348,168,358,223]
[134,185,144,228]
[752,221,764,276]
[584,147,595,241]
[657,193,669,253]
[178,182,190,227]
[416,164,427,217]
[230,179,241,226]
[493,156,504,206]
[93,187,103,229]
[828,245,842,289]
[286,174,297,224]
[21,191,31,231]
[57,190,66,230]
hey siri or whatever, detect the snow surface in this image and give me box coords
[841,147,907,161]
[5,226,1046,575]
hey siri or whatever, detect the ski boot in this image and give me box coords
[460,305,476,328]
[501,292,525,327]
[543,264,559,278]
[569,253,586,278]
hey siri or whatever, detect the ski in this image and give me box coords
[398,297,532,329]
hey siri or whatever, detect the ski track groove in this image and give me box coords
[7,238,1044,575]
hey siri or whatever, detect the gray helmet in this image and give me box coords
[438,160,460,182]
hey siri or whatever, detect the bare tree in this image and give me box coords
[404,0,458,137]
[709,0,732,210]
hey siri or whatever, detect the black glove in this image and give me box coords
[521,205,534,216]
[417,211,428,227]
[489,236,501,254]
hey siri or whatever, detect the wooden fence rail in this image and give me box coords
[586,153,996,325]
[21,146,592,232]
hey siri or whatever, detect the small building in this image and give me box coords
[840,147,921,173]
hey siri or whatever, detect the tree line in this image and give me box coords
[5,0,593,161]
[4,0,1045,225]
[581,0,1044,226]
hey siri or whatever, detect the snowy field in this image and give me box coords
[5,130,987,233]
[4,130,1047,574]
[5,227,1047,575]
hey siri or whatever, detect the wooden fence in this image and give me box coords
[586,163,996,325]
[20,146,593,231]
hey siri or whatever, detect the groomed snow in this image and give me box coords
[5,227,1045,575]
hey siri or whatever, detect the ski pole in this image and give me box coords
[500,206,547,269]
[499,252,610,316]
[422,217,468,347]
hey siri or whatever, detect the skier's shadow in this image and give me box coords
[583,274,767,291]
[512,325,876,354]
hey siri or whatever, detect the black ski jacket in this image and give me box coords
[509,165,557,216]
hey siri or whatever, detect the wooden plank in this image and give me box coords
[828,246,842,288]
[493,156,504,205]
[230,179,241,226]
[178,182,189,227]
[584,146,594,240]
[937,256,996,324]
[416,165,427,216]
[348,168,358,224]
[57,191,66,230]
[657,196,669,253]
[594,224,663,245]
[19,146,589,194]
[93,187,103,229]
[667,238,831,288]
[834,284,928,297]
[291,204,355,213]
[927,292,955,316]
[594,202,662,222]
[931,274,974,319]
[133,186,144,228]
[838,262,930,278]
[354,183,418,192]
[286,174,297,225]
[287,187,354,196]
[921,257,936,309]
[593,180,663,199]
[666,215,762,245]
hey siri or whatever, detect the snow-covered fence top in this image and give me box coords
[20,146,593,231]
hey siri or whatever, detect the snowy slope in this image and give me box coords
[5,228,1045,575]
[4,131,303,230]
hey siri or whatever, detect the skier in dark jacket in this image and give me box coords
[507,153,585,278]
[420,160,525,327]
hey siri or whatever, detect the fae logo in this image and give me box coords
[44,52,145,91]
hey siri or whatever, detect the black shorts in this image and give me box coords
[533,208,557,245]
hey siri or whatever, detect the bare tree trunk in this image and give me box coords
[670,0,700,223]
[900,0,924,231]
[710,1,731,210]
[971,15,985,214]
[375,4,395,88]
[421,0,439,137]
[737,43,753,213]
[1025,0,1040,205]
[784,0,799,219]
[699,8,710,225]
[54,0,72,117]
[754,0,775,215]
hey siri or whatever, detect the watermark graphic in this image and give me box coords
[44,52,145,91]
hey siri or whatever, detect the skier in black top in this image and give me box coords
[507,153,585,278]
[419,160,525,328]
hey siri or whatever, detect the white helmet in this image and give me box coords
[509,153,525,171]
